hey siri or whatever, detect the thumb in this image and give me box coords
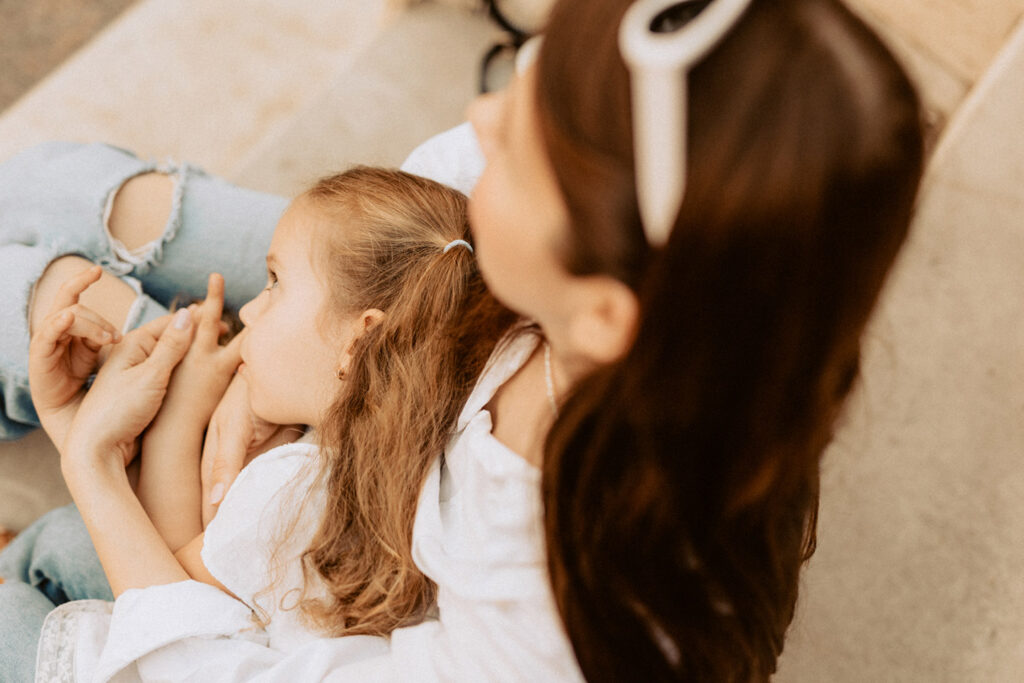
[206,446,245,514]
[201,418,247,525]
[144,308,195,377]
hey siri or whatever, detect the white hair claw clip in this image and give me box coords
[619,0,752,246]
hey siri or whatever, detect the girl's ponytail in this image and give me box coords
[297,168,515,636]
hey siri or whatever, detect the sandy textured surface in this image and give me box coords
[777,19,1024,681]
[0,0,137,111]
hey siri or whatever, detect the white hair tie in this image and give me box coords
[443,239,474,254]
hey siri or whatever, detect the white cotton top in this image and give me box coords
[36,331,584,683]
[399,122,485,197]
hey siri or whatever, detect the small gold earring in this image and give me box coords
[336,368,345,380]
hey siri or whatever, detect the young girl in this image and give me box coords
[24,167,523,680]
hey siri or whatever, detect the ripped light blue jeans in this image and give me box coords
[0,505,111,682]
[0,141,288,440]
[0,142,288,681]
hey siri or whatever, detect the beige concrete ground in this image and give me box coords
[0,1,1023,680]
[0,0,395,175]
[0,0,137,111]
[777,19,1024,680]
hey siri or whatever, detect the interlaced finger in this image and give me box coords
[107,313,173,367]
[50,265,103,313]
[30,309,76,361]
[63,304,121,347]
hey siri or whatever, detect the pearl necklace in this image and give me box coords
[543,341,559,417]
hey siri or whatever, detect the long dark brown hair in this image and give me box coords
[536,0,924,679]
[294,168,515,636]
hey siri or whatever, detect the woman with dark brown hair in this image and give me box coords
[467,0,923,678]
[0,0,923,679]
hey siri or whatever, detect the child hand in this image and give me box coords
[200,373,301,525]
[63,308,195,468]
[28,265,121,445]
[160,273,243,428]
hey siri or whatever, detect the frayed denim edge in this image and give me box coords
[97,158,190,277]
[133,160,189,273]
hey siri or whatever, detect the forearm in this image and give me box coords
[62,452,189,597]
[138,414,204,552]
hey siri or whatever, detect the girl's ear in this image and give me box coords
[337,308,385,377]
[566,276,639,366]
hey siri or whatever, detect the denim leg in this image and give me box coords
[0,142,176,439]
[0,505,108,683]
[0,141,285,304]
[0,582,53,683]
[0,504,111,604]
[125,164,287,311]
[0,242,170,438]
[0,142,286,439]
[0,243,62,439]
[0,142,157,263]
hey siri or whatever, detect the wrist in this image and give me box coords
[36,398,84,447]
[62,428,134,470]
[61,442,129,491]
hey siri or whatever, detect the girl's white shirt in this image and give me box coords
[35,331,584,683]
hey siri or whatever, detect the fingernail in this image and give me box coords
[173,308,191,330]
[209,482,225,505]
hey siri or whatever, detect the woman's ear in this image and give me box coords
[337,308,385,377]
[566,276,639,366]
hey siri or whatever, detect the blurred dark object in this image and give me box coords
[479,0,553,93]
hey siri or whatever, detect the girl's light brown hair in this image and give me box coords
[296,167,515,636]
[536,0,924,680]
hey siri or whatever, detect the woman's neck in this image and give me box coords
[484,341,551,467]
[546,339,590,404]
[484,334,595,468]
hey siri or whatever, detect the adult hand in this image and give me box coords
[200,372,300,526]
[63,308,195,469]
[28,265,121,446]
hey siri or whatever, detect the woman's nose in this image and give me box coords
[467,91,503,156]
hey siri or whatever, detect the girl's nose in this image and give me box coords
[238,297,257,327]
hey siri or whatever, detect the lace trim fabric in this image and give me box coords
[35,600,113,683]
